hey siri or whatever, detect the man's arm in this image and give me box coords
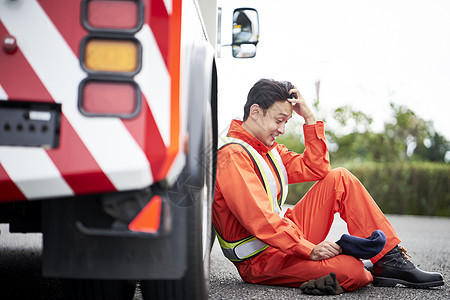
[279,121,331,183]
[216,146,316,259]
[279,88,331,183]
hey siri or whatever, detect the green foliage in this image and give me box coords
[328,103,449,163]
[414,132,450,162]
[276,131,305,154]
[285,162,450,216]
[345,162,450,216]
[285,181,315,205]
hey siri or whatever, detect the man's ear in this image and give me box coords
[249,104,261,120]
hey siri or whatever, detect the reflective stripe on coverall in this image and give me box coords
[216,136,288,262]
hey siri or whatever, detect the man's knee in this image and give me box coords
[326,167,351,179]
[330,255,372,291]
[323,167,359,186]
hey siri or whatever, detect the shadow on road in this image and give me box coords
[0,247,62,300]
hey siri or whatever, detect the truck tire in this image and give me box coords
[140,102,214,300]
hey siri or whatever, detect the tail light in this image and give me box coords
[82,0,144,34]
[79,79,140,118]
[79,0,144,118]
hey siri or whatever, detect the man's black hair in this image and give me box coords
[243,79,294,121]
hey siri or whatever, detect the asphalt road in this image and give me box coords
[209,213,450,300]
[0,224,61,300]
[0,214,449,299]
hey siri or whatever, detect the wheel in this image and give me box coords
[182,103,214,298]
[60,279,137,300]
[141,102,215,300]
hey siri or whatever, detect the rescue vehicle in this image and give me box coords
[0,0,259,299]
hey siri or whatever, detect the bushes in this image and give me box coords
[286,162,450,217]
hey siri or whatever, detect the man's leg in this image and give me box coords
[285,167,401,263]
[285,167,443,288]
[238,168,394,291]
[237,246,372,291]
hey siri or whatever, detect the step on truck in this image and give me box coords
[0,0,259,299]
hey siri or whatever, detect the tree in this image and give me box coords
[414,132,450,163]
[283,102,449,163]
[280,100,449,163]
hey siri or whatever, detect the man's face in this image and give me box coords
[253,101,293,147]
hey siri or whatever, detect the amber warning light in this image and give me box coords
[83,38,140,74]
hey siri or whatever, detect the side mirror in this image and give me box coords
[232,8,259,58]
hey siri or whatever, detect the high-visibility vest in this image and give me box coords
[216,136,288,262]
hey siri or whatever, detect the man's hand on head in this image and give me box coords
[287,88,316,125]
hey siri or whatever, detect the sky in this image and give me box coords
[216,0,450,143]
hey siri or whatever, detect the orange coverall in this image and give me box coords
[212,119,401,291]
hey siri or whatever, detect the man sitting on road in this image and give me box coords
[212,79,444,295]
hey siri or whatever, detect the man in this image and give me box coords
[212,79,444,294]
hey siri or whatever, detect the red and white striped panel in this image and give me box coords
[0,0,182,201]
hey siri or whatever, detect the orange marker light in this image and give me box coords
[84,39,139,73]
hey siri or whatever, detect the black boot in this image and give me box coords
[372,246,444,288]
